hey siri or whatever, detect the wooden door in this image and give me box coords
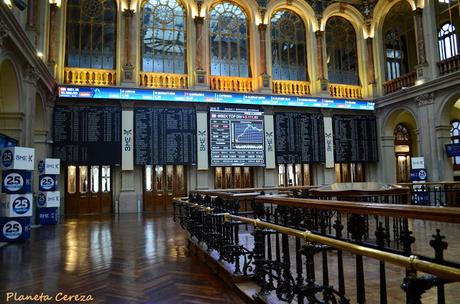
[100,166,112,214]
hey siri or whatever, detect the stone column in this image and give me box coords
[366,38,375,84]
[415,93,437,181]
[122,9,135,83]
[315,30,328,93]
[413,8,429,81]
[258,23,270,91]
[47,3,58,67]
[26,0,37,28]
[435,125,454,181]
[194,16,207,88]
[118,102,137,213]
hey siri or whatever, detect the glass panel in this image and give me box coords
[243,167,251,188]
[215,167,223,189]
[68,166,77,194]
[303,164,311,186]
[79,166,88,193]
[66,0,116,69]
[141,0,187,73]
[278,164,286,186]
[155,165,164,191]
[326,16,358,85]
[287,164,294,186]
[234,167,242,188]
[90,166,99,193]
[176,165,184,191]
[295,164,302,186]
[166,165,173,193]
[145,165,153,192]
[102,166,111,192]
[209,2,249,77]
[224,167,233,189]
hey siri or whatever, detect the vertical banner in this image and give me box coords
[197,111,209,170]
[324,116,334,168]
[264,114,276,169]
[122,110,134,171]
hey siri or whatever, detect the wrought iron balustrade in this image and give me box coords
[174,192,460,304]
[398,182,460,207]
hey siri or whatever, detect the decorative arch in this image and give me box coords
[438,91,460,126]
[203,0,259,22]
[382,106,418,138]
[321,3,366,33]
[265,0,317,30]
[0,58,21,113]
[372,0,417,34]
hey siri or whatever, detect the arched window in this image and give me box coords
[385,30,406,80]
[209,2,249,77]
[326,16,358,85]
[66,0,117,69]
[383,1,415,81]
[141,0,187,74]
[438,23,459,61]
[451,120,460,169]
[270,10,307,81]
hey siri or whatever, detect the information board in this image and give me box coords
[275,113,325,164]
[58,86,375,111]
[135,108,196,165]
[333,115,378,163]
[0,133,17,149]
[53,105,121,164]
[210,107,265,166]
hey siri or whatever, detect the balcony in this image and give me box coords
[328,83,362,99]
[63,67,116,86]
[272,80,311,95]
[383,71,417,95]
[209,76,254,92]
[139,72,188,89]
[438,55,460,76]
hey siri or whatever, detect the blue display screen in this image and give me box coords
[0,133,18,149]
[58,85,375,111]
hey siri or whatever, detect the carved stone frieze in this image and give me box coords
[23,64,40,84]
[415,92,435,107]
[0,20,10,47]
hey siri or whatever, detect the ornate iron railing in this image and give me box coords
[175,192,460,303]
[139,72,188,89]
[63,67,116,86]
[398,182,460,207]
[328,83,362,99]
[272,80,311,95]
[209,76,255,92]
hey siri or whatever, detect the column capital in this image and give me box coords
[23,64,39,85]
[123,9,135,17]
[413,7,423,16]
[194,16,205,25]
[315,30,325,37]
[257,23,267,33]
[415,92,435,107]
[49,2,58,10]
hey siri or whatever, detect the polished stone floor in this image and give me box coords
[0,210,244,304]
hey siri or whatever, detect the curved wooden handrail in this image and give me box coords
[224,214,460,282]
[255,195,460,223]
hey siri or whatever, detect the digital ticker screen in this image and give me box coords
[210,107,265,167]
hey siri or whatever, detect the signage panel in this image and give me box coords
[38,158,60,174]
[58,85,375,111]
[209,107,265,167]
[37,207,59,225]
[38,175,59,192]
[0,217,31,242]
[411,157,425,169]
[264,115,276,169]
[410,169,428,181]
[122,110,134,170]
[324,117,335,168]
[1,147,35,170]
[196,111,209,170]
[0,193,33,217]
[446,144,460,157]
[37,191,60,208]
[0,134,17,149]
[2,170,32,194]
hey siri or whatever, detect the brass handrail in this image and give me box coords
[255,196,460,223]
[224,214,460,282]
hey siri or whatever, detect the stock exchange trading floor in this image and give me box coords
[0,211,244,304]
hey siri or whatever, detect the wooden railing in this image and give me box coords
[383,71,417,95]
[328,83,362,99]
[438,55,460,75]
[272,80,311,95]
[209,76,254,92]
[63,67,116,86]
[139,72,188,89]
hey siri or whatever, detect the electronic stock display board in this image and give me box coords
[210,107,265,166]
[58,86,375,111]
